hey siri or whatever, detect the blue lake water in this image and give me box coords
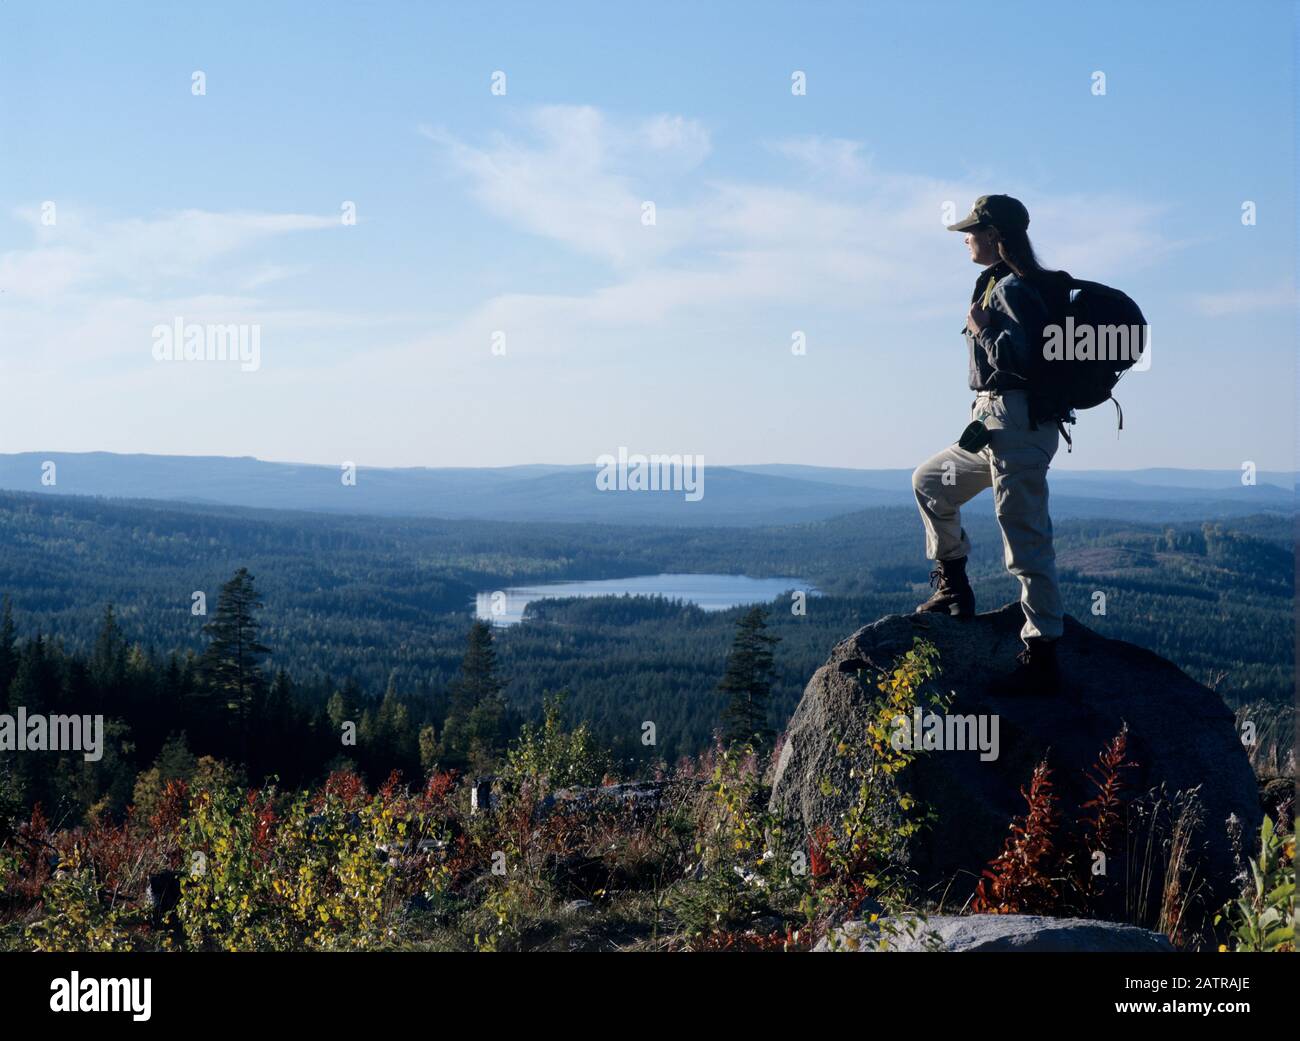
[474,573,819,626]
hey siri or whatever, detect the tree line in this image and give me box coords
[0,567,784,831]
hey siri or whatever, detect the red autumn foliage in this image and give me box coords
[1078,723,1135,859]
[317,768,366,809]
[972,758,1060,914]
[81,813,141,894]
[7,804,57,903]
[251,796,277,860]
[808,824,833,882]
[974,727,1139,918]
[378,769,403,800]
[421,768,458,809]
[149,779,189,836]
[695,925,807,952]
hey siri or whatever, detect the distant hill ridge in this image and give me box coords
[0,452,1291,527]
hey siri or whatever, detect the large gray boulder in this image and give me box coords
[816,913,1174,952]
[769,603,1260,916]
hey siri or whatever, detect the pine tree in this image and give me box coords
[91,603,127,691]
[6,637,58,811]
[717,606,781,750]
[441,620,506,772]
[0,595,16,701]
[376,675,412,766]
[453,621,503,709]
[199,568,270,725]
[8,636,52,715]
[266,669,295,732]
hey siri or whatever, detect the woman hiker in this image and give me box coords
[911,194,1070,694]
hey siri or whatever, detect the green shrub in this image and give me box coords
[1216,815,1295,952]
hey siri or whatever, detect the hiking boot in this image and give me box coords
[915,556,975,619]
[1003,637,1061,696]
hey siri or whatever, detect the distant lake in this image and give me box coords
[474,573,819,626]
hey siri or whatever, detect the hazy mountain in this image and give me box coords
[731,463,1296,496]
[0,452,1291,526]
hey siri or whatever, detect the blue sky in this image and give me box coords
[1,0,1294,470]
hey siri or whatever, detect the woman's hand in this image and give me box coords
[967,300,992,335]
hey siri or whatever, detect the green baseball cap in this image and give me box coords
[947,194,1030,233]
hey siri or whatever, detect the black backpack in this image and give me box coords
[1028,273,1147,447]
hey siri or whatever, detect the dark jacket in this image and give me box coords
[964,262,1050,392]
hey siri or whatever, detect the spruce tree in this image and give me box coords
[6,638,57,810]
[453,621,503,708]
[0,595,16,701]
[91,603,127,692]
[717,606,781,750]
[199,568,270,724]
[441,620,506,772]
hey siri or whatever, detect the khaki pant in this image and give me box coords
[911,389,1063,641]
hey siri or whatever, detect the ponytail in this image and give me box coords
[995,227,1051,278]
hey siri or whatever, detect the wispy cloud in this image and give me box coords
[767,135,873,181]
[0,207,337,304]
[417,107,1181,351]
[420,106,711,266]
[1193,281,1296,317]
[0,207,350,384]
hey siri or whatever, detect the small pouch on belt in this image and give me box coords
[957,419,991,452]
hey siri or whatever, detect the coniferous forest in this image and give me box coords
[0,488,1292,831]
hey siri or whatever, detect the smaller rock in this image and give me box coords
[146,871,182,919]
[816,914,1174,952]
